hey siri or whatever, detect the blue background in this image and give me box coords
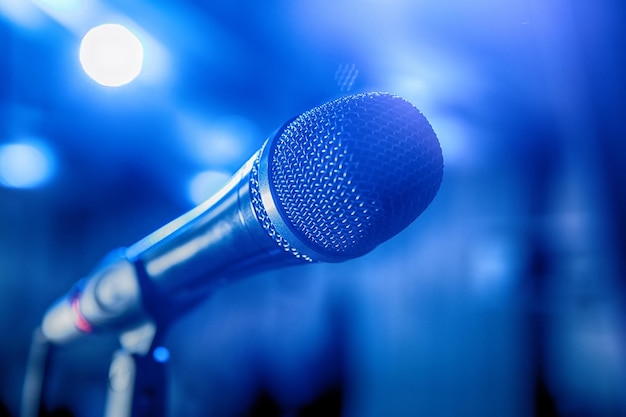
[1,0,625,416]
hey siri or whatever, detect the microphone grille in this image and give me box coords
[263,92,443,260]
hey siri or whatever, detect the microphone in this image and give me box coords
[41,92,444,344]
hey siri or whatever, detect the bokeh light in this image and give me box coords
[188,170,231,205]
[79,23,144,87]
[32,0,83,14]
[152,346,170,363]
[0,141,56,189]
[177,114,259,170]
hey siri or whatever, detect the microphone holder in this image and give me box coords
[104,320,167,417]
[21,320,167,417]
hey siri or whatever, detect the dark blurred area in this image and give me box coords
[1,0,626,416]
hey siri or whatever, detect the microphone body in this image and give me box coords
[41,148,303,344]
[41,92,444,344]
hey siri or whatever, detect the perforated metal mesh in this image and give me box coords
[263,92,443,260]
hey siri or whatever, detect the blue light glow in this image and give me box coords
[152,346,170,363]
[0,141,56,189]
[29,0,95,34]
[177,114,258,169]
[32,0,82,13]
[79,23,144,87]
[188,170,231,206]
[0,1,43,29]
[424,115,473,167]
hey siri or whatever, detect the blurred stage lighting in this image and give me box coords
[425,115,473,167]
[152,346,170,363]
[32,0,82,14]
[0,1,42,28]
[188,170,231,206]
[177,114,258,169]
[0,141,56,189]
[79,23,144,87]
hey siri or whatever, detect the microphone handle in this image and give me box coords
[129,151,293,294]
[42,150,303,343]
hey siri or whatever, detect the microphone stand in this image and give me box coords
[104,320,167,417]
[21,320,167,417]
[21,328,50,417]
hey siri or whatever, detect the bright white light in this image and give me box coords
[188,170,231,205]
[0,142,56,189]
[79,23,144,87]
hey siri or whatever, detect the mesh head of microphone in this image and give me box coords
[261,92,443,261]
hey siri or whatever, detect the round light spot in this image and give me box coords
[152,346,170,363]
[0,142,56,189]
[79,23,144,87]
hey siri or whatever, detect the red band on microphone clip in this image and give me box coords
[71,292,94,334]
